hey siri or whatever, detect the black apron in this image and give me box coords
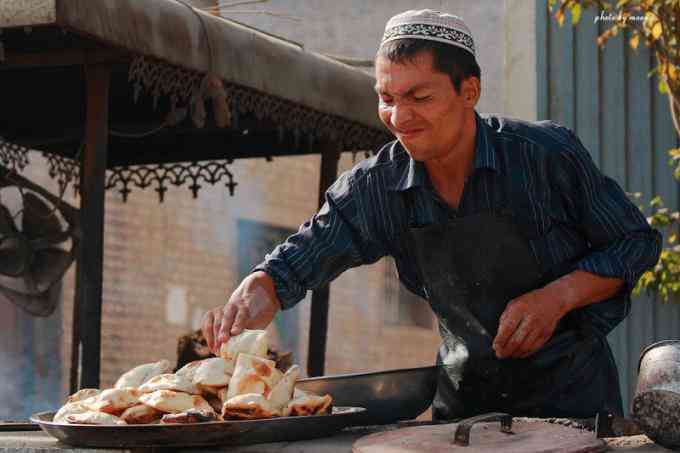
[408,208,623,420]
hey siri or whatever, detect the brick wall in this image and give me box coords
[40,151,439,395]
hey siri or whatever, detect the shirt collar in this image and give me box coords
[390,112,499,192]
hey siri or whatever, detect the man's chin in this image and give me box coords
[399,143,427,162]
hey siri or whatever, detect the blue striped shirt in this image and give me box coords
[255,113,662,335]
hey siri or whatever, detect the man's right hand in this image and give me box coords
[202,271,282,355]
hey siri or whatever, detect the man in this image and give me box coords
[203,10,661,419]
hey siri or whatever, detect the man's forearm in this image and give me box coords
[540,270,625,318]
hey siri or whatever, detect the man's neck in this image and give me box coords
[424,113,477,202]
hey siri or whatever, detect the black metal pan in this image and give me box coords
[297,365,439,425]
[30,407,365,448]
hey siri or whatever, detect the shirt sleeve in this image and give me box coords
[252,170,388,309]
[548,126,662,293]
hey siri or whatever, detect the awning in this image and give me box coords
[0,0,390,167]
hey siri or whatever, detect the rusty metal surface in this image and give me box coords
[633,340,680,450]
[31,407,365,448]
[352,419,608,453]
[453,413,512,446]
[44,0,384,132]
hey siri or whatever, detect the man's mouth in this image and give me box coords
[396,128,424,138]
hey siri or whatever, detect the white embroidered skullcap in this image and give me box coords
[381,9,475,57]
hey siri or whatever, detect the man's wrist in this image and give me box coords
[251,270,282,311]
[537,274,577,318]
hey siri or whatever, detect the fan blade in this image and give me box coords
[23,192,63,239]
[26,248,75,294]
[0,235,33,277]
[0,203,18,236]
[0,278,61,317]
[0,167,79,233]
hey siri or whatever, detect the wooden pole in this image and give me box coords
[78,62,111,389]
[307,143,340,377]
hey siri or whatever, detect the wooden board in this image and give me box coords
[353,420,607,453]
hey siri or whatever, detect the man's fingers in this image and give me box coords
[202,311,215,352]
[515,328,543,358]
[218,304,237,348]
[493,308,522,355]
[212,309,223,354]
[231,305,250,335]
[503,317,531,358]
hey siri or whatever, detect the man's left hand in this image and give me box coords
[492,288,567,359]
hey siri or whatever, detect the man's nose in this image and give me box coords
[390,104,414,129]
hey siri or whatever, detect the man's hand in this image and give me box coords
[202,271,281,355]
[492,288,568,359]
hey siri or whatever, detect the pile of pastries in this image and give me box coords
[53,330,332,425]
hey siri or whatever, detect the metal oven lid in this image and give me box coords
[31,407,365,448]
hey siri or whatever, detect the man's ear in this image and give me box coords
[461,77,480,107]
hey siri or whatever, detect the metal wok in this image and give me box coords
[297,365,439,425]
[31,407,365,448]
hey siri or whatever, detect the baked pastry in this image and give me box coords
[284,393,333,416]
[115,359,173,389]
[222,393,279,420]
[139,390,214,415]
[65,411,126,425]
[219,329,268,361]
[267,365,299,410]
[119,404,162,424]
[225,353,277,399]
[88,388,141,415]
[65,388,101,404]
[138,373,200,395]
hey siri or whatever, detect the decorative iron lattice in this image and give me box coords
[43,153,80,196]
[129,55,204,109]
[128,55,391,151]
[0,137,30,172]
[42,152,237,203]
[106,161,237,203]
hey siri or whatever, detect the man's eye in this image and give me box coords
[379,97,394,105]
[414,95,432,102]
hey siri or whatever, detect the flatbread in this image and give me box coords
[225,353,277,400]
[284,394,333,416]
[53,401,92,424]
[222,393,280,420]
[193,357,234,387]
[119,404,162,424]
[219,329,268,361]
[267,365,299,410]
[89,388,141,414]
[161,410,218,424]
[65,411,126,425]
[139,390,214,415]
[175,360,202,381]
[138,373,200,395]
[115,359,173,389]
[65,388,101,404]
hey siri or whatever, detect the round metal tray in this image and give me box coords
[31,407,365,448]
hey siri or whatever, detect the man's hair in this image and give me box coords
[376,39,481,94]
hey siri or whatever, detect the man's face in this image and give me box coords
[375,50,471,162]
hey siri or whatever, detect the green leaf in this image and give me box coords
[660,78,669,93]
[651,196,664,207]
